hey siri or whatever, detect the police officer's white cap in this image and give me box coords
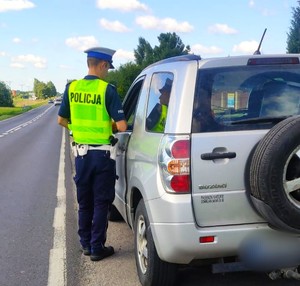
[84,47,116,69]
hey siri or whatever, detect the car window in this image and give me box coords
[122,77,145,131]
[146,73,174,133]
[192,66,300,133]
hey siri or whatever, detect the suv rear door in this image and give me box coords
[190,61,300,227]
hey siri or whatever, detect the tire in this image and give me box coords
[247,116,300,232]
[108,204,123,221]
[134,200,177,286]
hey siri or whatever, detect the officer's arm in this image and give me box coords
[57,116,69,129]
[114,120,127,132]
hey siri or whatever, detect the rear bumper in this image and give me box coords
[144,189,299,266]
[145,193,273,264]
[150,222,273,264]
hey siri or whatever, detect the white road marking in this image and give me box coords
[47,129,67,286]
[0,105,53,138]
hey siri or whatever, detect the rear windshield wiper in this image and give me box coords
[231,115,290,125]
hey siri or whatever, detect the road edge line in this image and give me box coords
[47,128,67,286]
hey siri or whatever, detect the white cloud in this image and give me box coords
[208,24,238,35]
[191,44,223,56]
[12,37,21,43]
[99,19,131,33]
[0,51,6,56]
[249,0,255,7]
[97,0,149,12]
[65,36,98,51]
[11,54,47,68]
[232,40,258,54]
[115,49,135,61]
[136,16,193,33]
[0,0,35,12]
[10,62,25,68]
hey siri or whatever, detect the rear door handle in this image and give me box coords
[201,152,236,160]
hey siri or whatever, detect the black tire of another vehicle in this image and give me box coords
[248,116,300,232]
[134,200,177,286]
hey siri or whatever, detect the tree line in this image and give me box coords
[1,1,300,107]
[33,79,57,100]
[107,32,190,99]
[0,79,57,107]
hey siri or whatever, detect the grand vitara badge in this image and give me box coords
[198,183,227,190]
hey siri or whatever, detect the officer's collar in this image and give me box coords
[84,75,100,80]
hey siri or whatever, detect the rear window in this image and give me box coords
[192,65,300,133]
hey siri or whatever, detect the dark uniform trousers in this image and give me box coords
[74,149,116,251]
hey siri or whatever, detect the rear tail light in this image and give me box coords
[170,175,190,192]
[159,135,191,193]
[171,140,190,158]
[167,159,189,175]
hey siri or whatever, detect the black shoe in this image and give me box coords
[90,246,114,261]
[81,246,91,256]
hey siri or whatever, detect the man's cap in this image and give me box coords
[159,78,173,93]
[84,47,116,69]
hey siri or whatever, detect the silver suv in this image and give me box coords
[111,54,300,285]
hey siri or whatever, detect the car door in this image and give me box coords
[189,66,295,227]
[113,77,145,222]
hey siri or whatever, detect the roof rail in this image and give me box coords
[147,54,201,69]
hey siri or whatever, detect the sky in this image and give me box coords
[0,0,299,93]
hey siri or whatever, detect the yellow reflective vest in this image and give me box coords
[68,79,112,145]
[152,104,167,132]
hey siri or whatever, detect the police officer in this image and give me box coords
[57,47,127,261]
[146,78,172,132]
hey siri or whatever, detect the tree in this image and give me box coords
[134,32,190,69]
[134,37,154,68]
[106,62,143,100]
[108,32,190,98]
[0,81,13,107]
[153,32,190,61]
[287,1,300,53]
[33,78,57,99]
[47,81,57,97]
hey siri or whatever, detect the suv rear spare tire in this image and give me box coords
[247,116,300,232]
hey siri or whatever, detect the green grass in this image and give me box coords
[0,98,48,121]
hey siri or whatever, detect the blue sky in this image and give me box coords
[0,0,298,93]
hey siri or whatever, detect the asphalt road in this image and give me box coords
[0,104,61,286]
[1,104,300,286]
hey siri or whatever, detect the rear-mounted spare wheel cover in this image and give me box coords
[247,116,300,232]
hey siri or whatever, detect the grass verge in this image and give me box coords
[0,99,48,121]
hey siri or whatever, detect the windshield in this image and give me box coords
[192,65,300,133]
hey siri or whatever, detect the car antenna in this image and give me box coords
[253,28,267,55]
